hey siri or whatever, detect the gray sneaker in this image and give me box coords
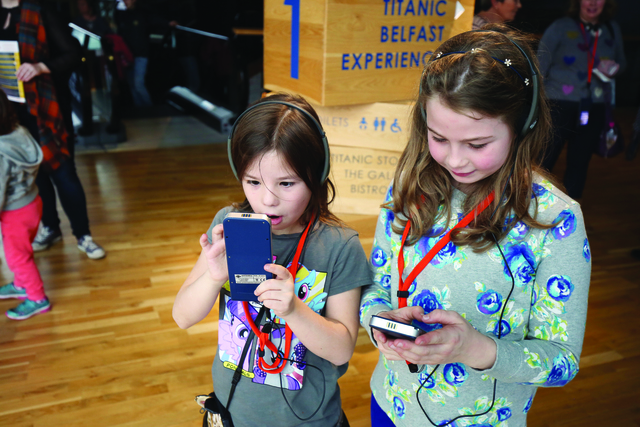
[32,225,62,251]
[6,297,51,320]
[0,282,27,300]
[77,235,106,259]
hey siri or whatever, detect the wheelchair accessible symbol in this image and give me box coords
[360,117,402,133]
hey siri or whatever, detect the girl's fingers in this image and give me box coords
[263,263,291,280]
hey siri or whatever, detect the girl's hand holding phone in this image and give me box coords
[370,307,425,361]
[199,224,229,284]
[254,263,299,317]
[384,309,497,370]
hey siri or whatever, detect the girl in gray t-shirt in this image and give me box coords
[173,93,371,427]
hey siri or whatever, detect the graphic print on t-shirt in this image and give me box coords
[218,263,328,390]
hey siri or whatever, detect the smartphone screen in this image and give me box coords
[223,213,273,302]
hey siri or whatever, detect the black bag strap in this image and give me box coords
[226,305,267,410]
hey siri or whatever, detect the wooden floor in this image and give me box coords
[1,114,639,426]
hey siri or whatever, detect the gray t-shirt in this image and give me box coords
[206,207,371,427]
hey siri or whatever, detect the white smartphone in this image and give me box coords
[370,315,426,340]
[223,213,273,302]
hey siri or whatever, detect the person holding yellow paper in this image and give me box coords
[0,0,105,259]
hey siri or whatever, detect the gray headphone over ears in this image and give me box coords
[227,100,331,183]
[482,31,541,138]
[425,30,540,139]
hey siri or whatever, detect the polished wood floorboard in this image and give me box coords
[1,119,639,426]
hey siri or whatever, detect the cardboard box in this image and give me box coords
[264,0,474,106]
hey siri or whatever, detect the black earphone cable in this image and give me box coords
[227,213,325,419]
[268,317,327,421]
[415,161,519,426]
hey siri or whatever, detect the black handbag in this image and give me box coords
[196,392,234,427]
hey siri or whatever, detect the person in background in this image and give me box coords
[473,0,522,30]
[537,0,626,199]
[114,0,176,107]
[73,0,111,37]
[0,89,51,320]
[0,0,106,259]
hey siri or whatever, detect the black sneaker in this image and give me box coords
[32,225,62,251]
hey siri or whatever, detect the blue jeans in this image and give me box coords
[126,56,153,106]
[371,394,396,427]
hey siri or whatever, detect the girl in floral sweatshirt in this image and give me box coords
[360,25,591,427]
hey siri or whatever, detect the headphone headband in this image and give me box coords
[227,100,330,183]
[424,30,540,139]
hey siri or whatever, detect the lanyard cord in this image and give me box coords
[397,191,496,308]
[242,212,317,374]
[414,165,523,426]
[225,304,267,412]
[394,191,495,372]
[579,22,599,85]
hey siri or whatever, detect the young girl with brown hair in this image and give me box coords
[173,93,370,426]
[360,25,591,426]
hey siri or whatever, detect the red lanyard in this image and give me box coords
[579,22,599,85]
[242,212,316,374]
[397,192,495,308]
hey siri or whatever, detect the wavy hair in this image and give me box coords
[389,24,556,251]
[0,89,18,136]
[229,93,341,226]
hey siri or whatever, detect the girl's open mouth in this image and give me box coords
[268,215,283,225]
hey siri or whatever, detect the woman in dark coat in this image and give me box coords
[1,0,105,259]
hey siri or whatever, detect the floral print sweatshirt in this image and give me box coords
[360,175,591,426]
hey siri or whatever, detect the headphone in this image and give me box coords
[423,30,540,140]
[490,31,540,139]
[227,100,331,183]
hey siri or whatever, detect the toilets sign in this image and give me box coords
[264,0,473,106]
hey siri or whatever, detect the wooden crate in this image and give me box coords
[315,100,414,152]
[315,100,413,215]
[264,0,475,106]
[330,145,401,215]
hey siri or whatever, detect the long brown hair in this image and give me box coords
[390,24,556,251]
[229,93,341,227]
[0,89,18,136]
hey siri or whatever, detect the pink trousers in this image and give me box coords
[1,196,45,301]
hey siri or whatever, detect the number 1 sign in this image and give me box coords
[264,0,474,106]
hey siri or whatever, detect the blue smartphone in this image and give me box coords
[223,213,273,302]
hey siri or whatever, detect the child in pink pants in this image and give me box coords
[0,89,50,320]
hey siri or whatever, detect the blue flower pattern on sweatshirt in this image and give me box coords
[362,179,588,423]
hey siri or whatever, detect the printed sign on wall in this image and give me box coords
[264,0,474,106]
[330,145,400,215]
